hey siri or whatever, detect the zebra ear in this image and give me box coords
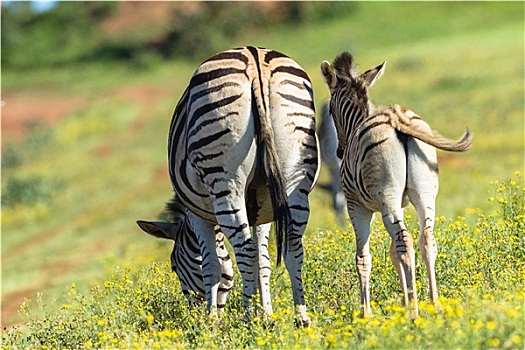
[360,61,386,88]
[136,220,177,241]
[321,61,338,90]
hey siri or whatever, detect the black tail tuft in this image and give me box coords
[268,171,291,266]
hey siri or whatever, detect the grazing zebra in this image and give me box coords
[320,52,472,317]
[165,46,319,325]
[317,101,346,224]
[137,197,273,314]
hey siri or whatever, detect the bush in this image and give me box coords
[2,176,59,208]
[1,2,106,69]
[2,122,55,171]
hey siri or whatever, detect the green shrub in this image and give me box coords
[1,2,104,69]
[2,122,55,171]
[2,176,60,208]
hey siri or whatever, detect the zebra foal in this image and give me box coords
[161,47,319,325]
[321,52,472,317]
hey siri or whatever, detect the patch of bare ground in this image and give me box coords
[1,92,88,145]
[2,83,173,149]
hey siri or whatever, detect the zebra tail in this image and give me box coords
[398,125,473,152]
[251,83,290,267]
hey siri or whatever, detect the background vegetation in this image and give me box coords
[2,1,523,348]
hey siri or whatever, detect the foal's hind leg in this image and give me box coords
[407,136,440,307]
[407,179,440,305]
[382,206,418,317]
[410,194,439,304]
[348,204,374,317]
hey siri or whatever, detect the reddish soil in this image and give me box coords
[1,91,88,145]
[100,2,199,37]
[1,84,173,147]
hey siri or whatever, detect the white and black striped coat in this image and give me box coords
[166,47,320,325]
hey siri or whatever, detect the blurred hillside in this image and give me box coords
[1,1,355,69]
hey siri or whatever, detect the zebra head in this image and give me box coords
[136,197,187,272]
[321,52,386,158]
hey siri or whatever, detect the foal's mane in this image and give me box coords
[332,52,359,80]
[332,52,368,100]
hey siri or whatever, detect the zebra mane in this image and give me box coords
[165,195,186,221]
[332,52,359,80]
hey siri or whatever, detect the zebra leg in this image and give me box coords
[416,208,439,304]
[406,137,440,308]
[216,230,234,313]
[190,216,222,318]
[329,163,347,225]
[349,205,374,317]
[214,202,259,321]
[255,223,273,317]
[382,207,419,317]
[408,190,440,307]
[284,190,313,327]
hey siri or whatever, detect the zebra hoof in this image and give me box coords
[433,299,444,313]
[360,308,373,318]
[410,307,419,320]
[295,315,311,328]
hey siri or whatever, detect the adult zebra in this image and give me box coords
[165,46,319,325]
[137,197,273,314]
[321,52,472,317]
[317,101,346,224]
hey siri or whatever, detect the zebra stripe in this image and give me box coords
[136,198,233,307]
[167,47,319,325]
[321,52,472,318]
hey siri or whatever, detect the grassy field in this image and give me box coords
[2,2,524,348]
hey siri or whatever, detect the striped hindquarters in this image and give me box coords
[167,46,318,254]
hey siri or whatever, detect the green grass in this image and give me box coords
[2,1,524,347]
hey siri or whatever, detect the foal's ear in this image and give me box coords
[360,61,386,88]
[321,61,338,90]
